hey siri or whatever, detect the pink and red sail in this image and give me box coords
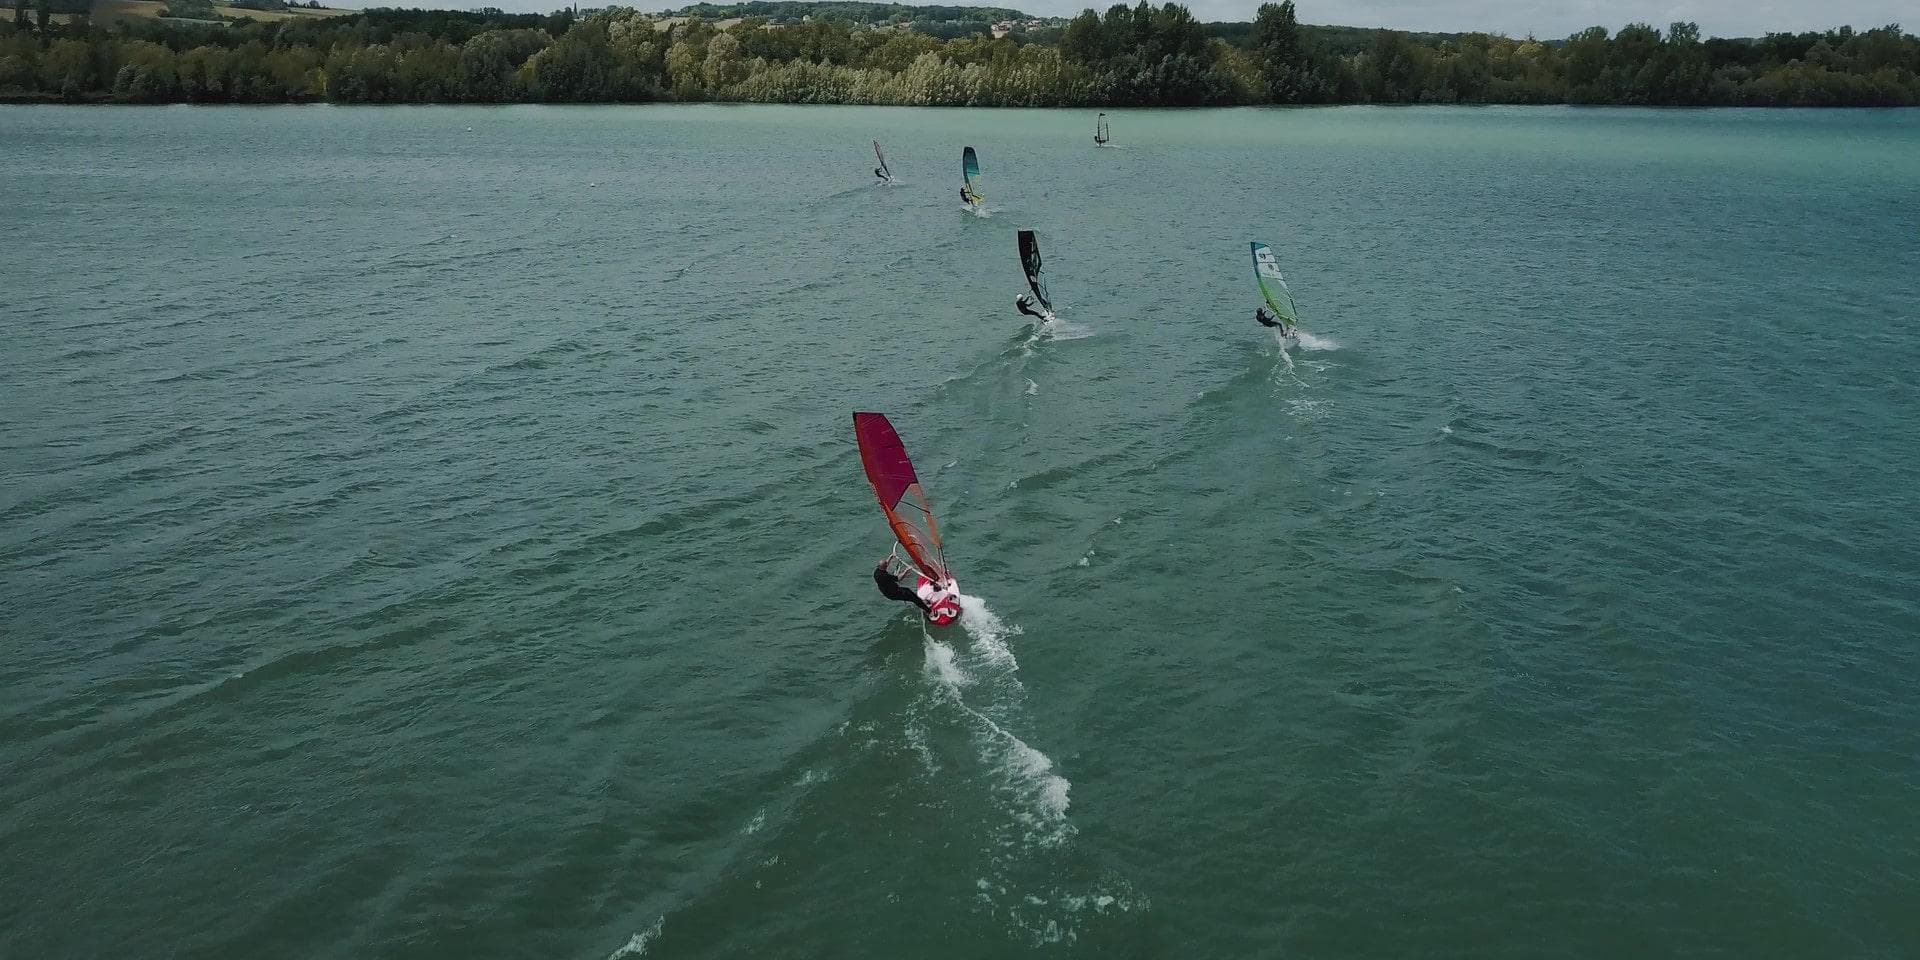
[853,412,948,582]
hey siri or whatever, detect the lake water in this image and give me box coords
[2,103,1918,959]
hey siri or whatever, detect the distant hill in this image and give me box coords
[659,2,1037,25]
[1204,20,1483,54]
[660,4,1492,51]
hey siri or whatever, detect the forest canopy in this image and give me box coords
[2,0,1915,106]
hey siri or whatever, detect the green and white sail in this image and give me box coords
[1250,241,1300,328]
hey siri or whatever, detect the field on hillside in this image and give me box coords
[91,0,352,25]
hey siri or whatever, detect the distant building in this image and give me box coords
[991,19,1012,38]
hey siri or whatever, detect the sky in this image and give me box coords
[336,0,1916,39]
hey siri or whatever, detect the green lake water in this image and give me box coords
[2,103,1917,958]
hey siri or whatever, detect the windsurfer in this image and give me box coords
[1256,307,1286,330]
[1016,294,1049,321]
[854,411,964,627]
[874,560,933,615]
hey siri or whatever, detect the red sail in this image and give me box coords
[853,412,947,581]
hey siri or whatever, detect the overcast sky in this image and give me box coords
[341,0,1915,40]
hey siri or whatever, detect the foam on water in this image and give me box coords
[1295,330,1339,351]
[1269,334,1297,374]
[1289,396,1330,418]
[903,721,939,773]
[607,918,664,959]
[923,635,971,689]
[917,593,1072,849]
[1000,732,1072,830]
[999,886,1149,946]
[957,591,1021,670]
[1039,318,1094,341]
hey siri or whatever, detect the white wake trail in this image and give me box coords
[607,917,664,959]
[919,594,1071,844]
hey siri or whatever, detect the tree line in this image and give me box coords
[2,0,1915,106]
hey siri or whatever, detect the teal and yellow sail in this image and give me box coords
[961,146,983,203]
[1250,241,1300,329]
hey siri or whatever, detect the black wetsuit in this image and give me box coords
[961,188,977,205]
[1256,309,1283,329]
[1017,298,1048,320]
[875,168,887,181]
[874,564,932,614]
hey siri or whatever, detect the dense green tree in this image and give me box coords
[164,0,217,20]
[1480,37,1560,103]
[862,29,939,71]
[1058,9,1098,62]
[1250,0,1339,101]
[1358,30,1428,102]
[0,34,39,90]
[521,21,616,100]
[1250,1,1298,98]
[1656,21,1711,103]
[459,27,549,101]
[41,37,93,97]
[1563,25,1609,99]
[113,39,179,100]
[1606,22,1663,102]
[604,13,664,98]
[322,44,395,101]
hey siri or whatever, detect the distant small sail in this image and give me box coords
[1018,229,1052,312]
[1095,113,1110,145]
[1251,241,1301,328]
[873,139,891,180]
[961,146,983,203]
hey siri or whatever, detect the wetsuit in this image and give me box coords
[1256,308,1283,329]
[961,188,978,206]
[1016,296,1048,320]
[874,563,932,614]
[875,167,888,181]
